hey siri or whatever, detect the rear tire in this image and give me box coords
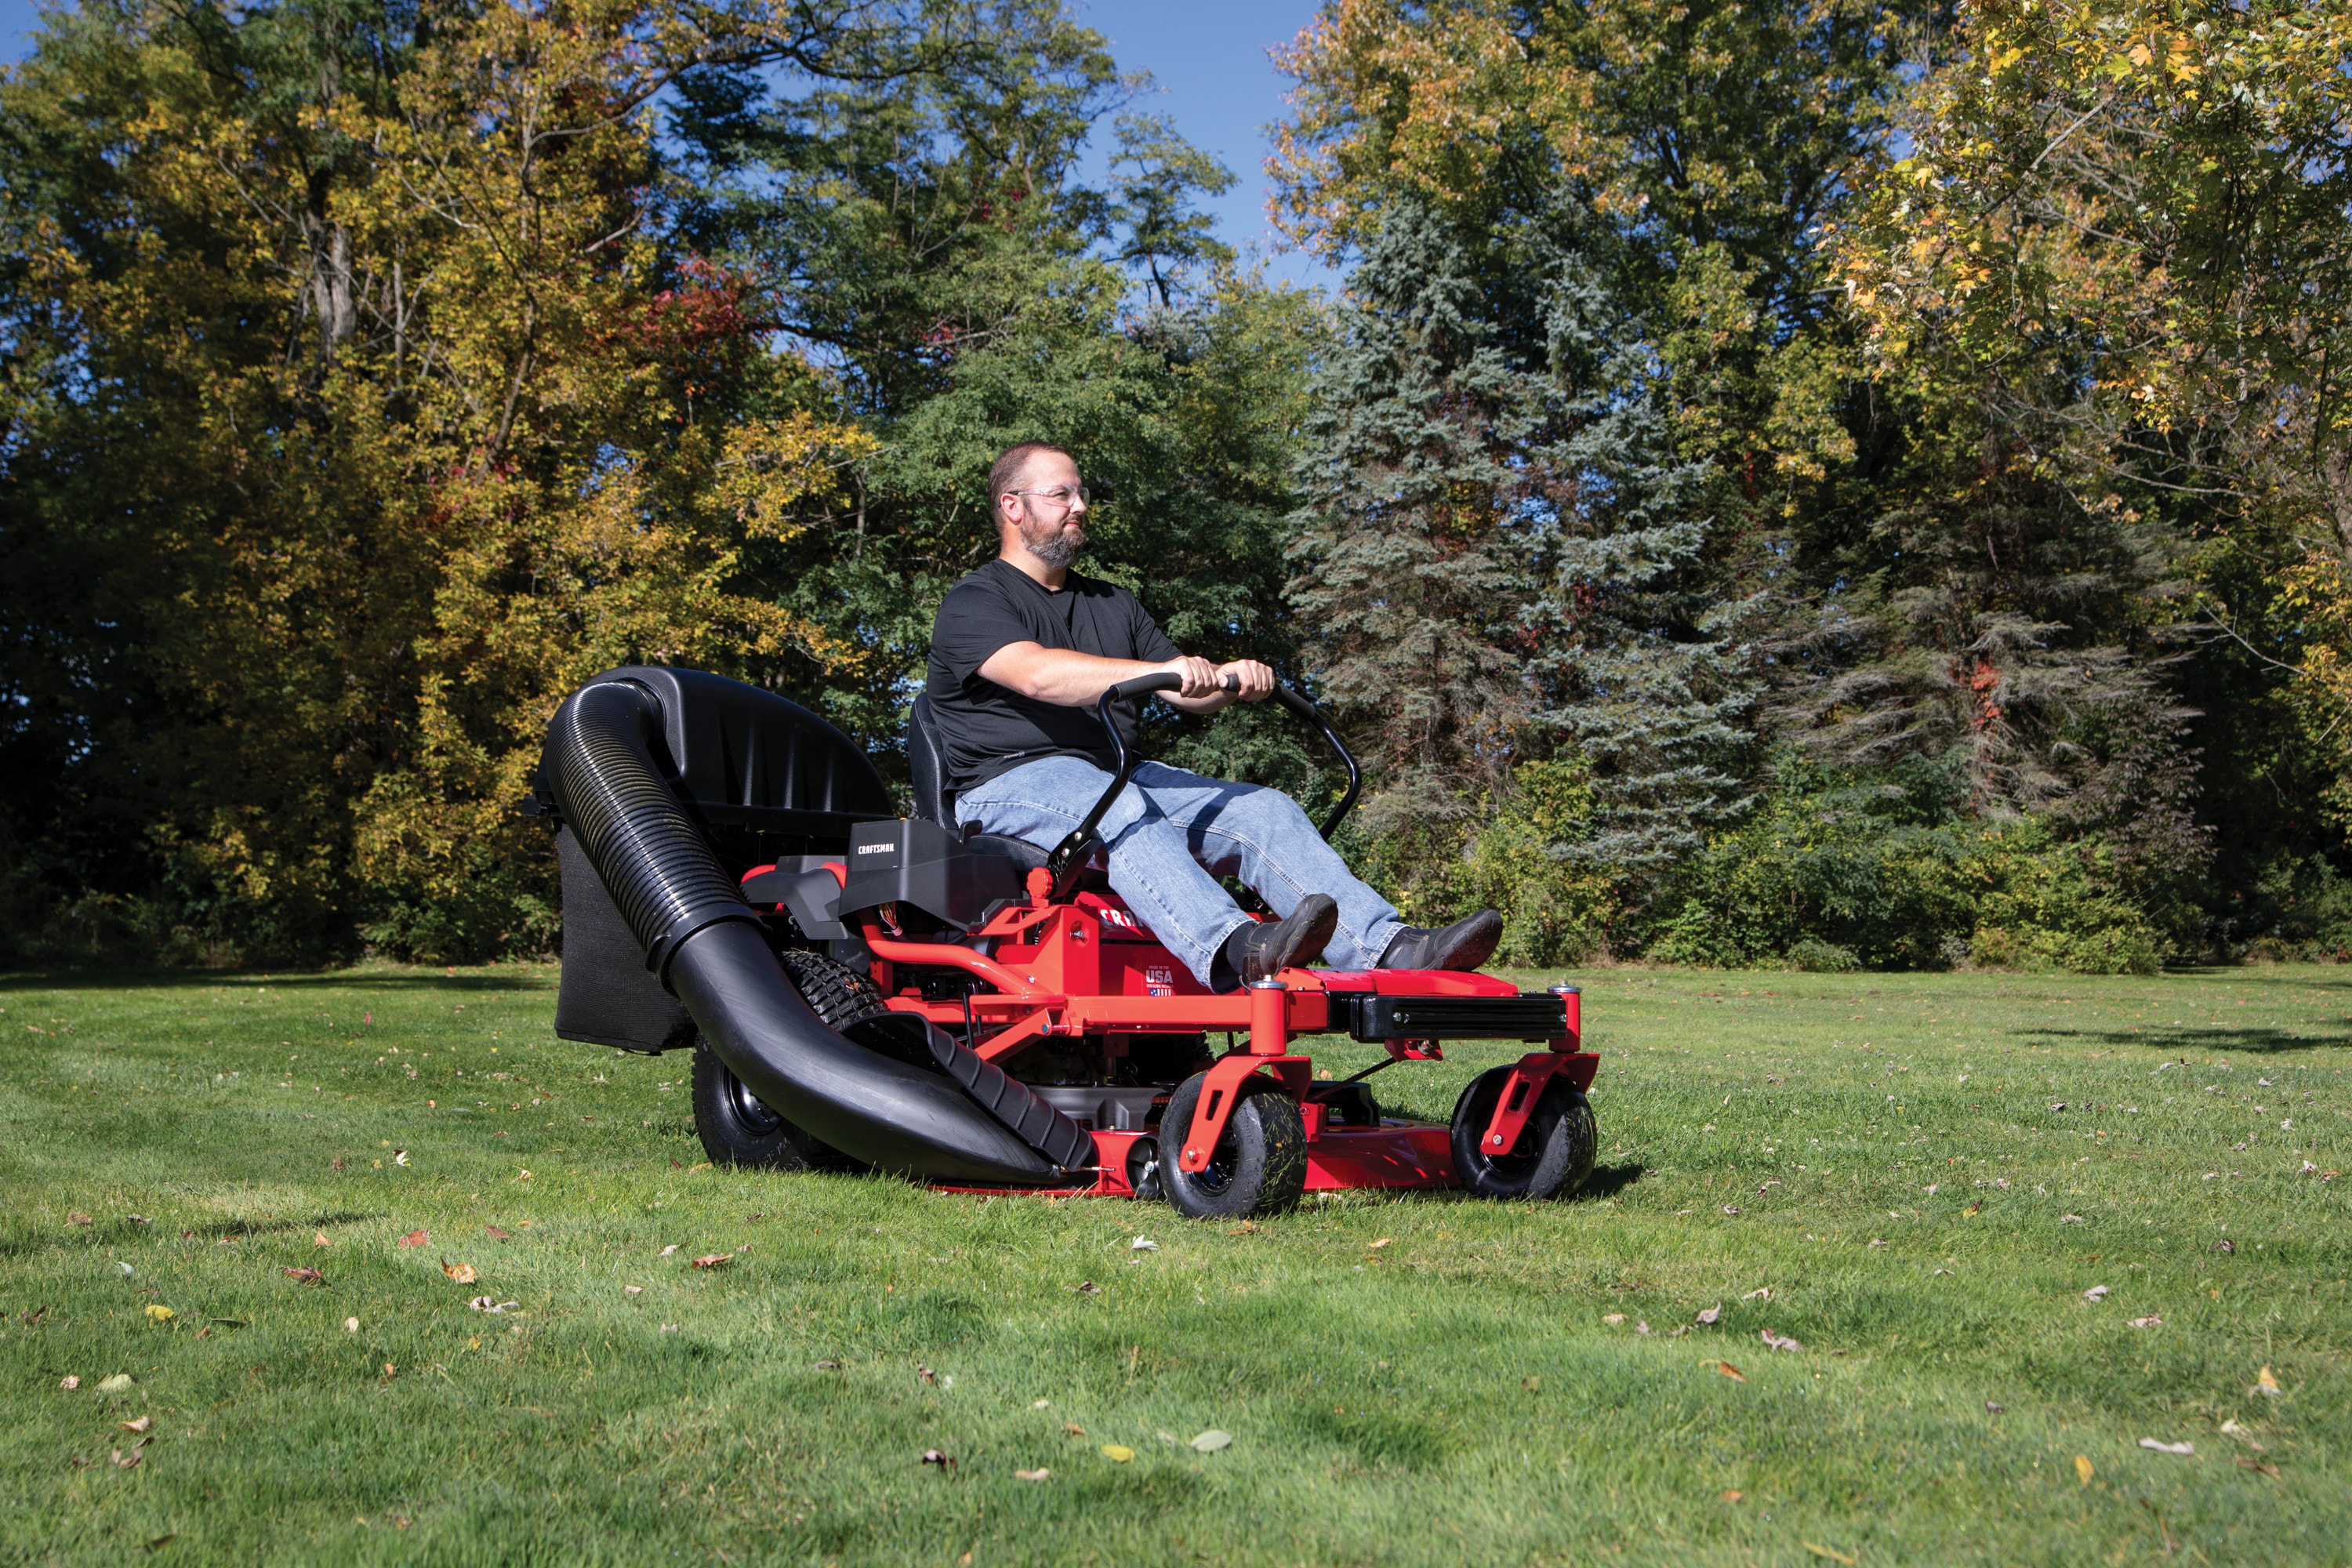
[691,949,887,1171]
[1159,1072,1308,1220]
[1447,1065,1595,1200]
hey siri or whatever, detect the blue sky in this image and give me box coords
[0,0,1341,291]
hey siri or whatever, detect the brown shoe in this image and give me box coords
[1377,910,1502,971]
[1224,895,1340,985]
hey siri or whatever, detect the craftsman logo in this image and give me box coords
[856,841,895,855]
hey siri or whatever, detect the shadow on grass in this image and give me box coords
[1571,1162,1646,1201]
[2022,1025,2343,1055]
[0,966,552,995]
[0,1210,380,1260]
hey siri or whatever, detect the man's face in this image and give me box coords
[1002,452,1087,570]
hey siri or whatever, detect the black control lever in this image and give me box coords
[1041,670,1365,902]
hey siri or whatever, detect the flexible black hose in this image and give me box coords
[543,680,761,980]
[542,676,1085,1183]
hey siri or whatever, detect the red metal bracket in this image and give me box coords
[1476,1047,1601,1156]
[1175,1053,1311,1174]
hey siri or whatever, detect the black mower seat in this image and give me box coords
[909,692,1103,887]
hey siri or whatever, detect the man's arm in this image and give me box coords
[976,643,1276,711]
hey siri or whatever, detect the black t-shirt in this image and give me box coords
[925,559,1181,792]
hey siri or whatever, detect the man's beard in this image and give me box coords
[1021,517,1084,569]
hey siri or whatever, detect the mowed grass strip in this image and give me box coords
[1,963,2345,1565]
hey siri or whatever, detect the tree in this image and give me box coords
[0,0,895,961]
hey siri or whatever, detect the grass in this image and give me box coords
[1,961,2347,1566]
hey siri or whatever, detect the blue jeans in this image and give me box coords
[956,757,1406,987]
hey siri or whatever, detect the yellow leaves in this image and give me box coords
[716,416,879,543]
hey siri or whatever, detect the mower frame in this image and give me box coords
[735,672,1600,1207]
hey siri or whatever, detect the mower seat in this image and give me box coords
[909,692,1105,888]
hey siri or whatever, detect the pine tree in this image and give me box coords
[1285,201,1551,886]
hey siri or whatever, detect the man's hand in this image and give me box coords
[1216,660,1277,702]
[1159,655,1225,699]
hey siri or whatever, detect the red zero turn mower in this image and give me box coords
[532,666,1599,1218]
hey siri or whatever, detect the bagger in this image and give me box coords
[532,666,1599,1218]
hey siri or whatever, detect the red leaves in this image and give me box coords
[397,1229,428,1249]
[281,1266,323,1284]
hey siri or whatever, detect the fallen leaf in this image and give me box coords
[467,1295,495,1311]
[383,1363,396,1378]
[1014,1468,1051,1482]
[1713,1361,1747,1383]
[1721,1490,1743,1502]
[487,1225,512,1240]
[1523,1374,1542,1388]
[1071,1279,1101,1295]
[916,1365,937,1385]
[1696,1305,1721,1325]
[314,1232,332,1248]
[397,1229,428,1249]
[658,1244,681,1258]
[1369,1237,1392,1250]
[1801,1543,1856,1566]
[1602,1312,1626,1324]
[690,1253,732,1269]
[1131,1236,1159,1252]
[2256,1364,2282,1396]
[68,1212,91,1226]
[59,1376,80,1391]
[2235,1457,2281,1477]
[2129,1315,2163,1328]
[2076,1454,2093,1486]
[120,1416,152,1434]
[1062,1422,1086,1437]
[1986,1402,2005,1414]
[442,1261,479,1284]
[1761,1329,1804,1352]
[111,1448,142,1470]
[281,1266,323,1284]
[1224,1221,1258,1235]
[814,1360,841,1370]
[2139,1438,2194,1456]
[343,1317,360,1333]
[127,1214,151,1226]
[920,1449,956,1471]
[2216,1238,2236,1254]
[1099,1444,1134,1463]
[624,1284,642,1295]
[1964,1200,1982,1217]
[2082,1284,2110,1301]
[332,1156,344,1172]
[392,1150,410,1167]
[517,1171,532,1182]
[2060,1214,2085,1224]
[1741,1288,1771,1301]
[143,1305,174,1323]
[1031,1398,1051,1409]
[1722,1206,1741,1215]
[1190,1429,1232,1452]
[1635,1320,1652,1335]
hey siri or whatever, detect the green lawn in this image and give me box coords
[2,963,2347,1565]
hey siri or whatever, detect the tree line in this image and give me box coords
[5,0,2347,975]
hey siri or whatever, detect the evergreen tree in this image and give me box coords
[1286,200,1548,888]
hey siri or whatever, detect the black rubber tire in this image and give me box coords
[1447,1065,1596,1200]
[691,949,888,1171]
[1159,1072,1308,1220]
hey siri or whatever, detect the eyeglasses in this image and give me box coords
[1012,485,1091,509]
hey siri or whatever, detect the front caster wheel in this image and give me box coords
[1448,1065,1595,1200]
[1159,1072,1308,1220]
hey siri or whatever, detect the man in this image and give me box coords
[924,441,1502,990]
